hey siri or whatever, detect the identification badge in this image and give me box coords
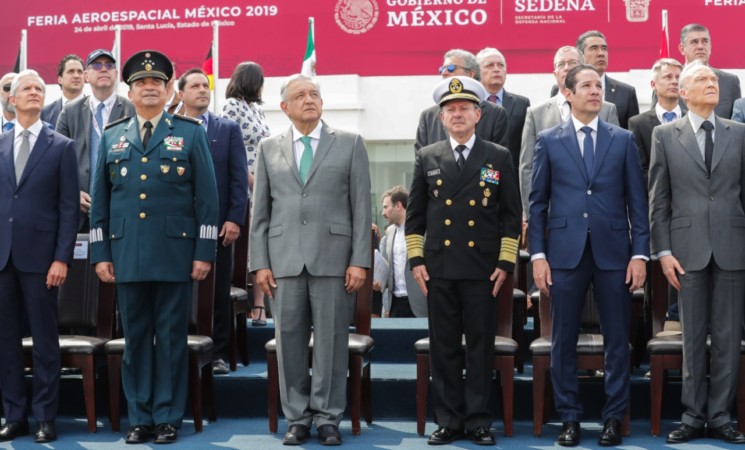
[480,167,500,185]
[427,169,441,176]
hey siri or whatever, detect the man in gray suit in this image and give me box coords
[56,49,135,231]
[649,61,745,445]
[415,49,508,151]
[375,186,427,318]
[678,23,740,119]
[250,74,371,446]
[41,54,85,129]
[519,46,619,216]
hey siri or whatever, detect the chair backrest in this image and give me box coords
[649,258,671,337]
[189,266,216,337]
[495,277,514,339]
[538,292,552,338]
[57,233,116,339]
[351,230,375,336]
[231,201,251,289]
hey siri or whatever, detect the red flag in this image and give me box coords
[201,45,214,90]
[658,10,669,59]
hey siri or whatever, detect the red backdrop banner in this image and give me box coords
[2,0,744,82]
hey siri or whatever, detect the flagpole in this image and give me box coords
[114,26,121,92]
[212,21,220,114]
[20,29,27,71]
[662,10,668,58]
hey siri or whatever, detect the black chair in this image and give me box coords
[414,277,518,437]
[265,233,374,436]
[106,269,217,432]
[23,234,117,433]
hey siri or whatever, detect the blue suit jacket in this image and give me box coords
[206,112,248,228]
[41,98,63,130]
[0,125,79,273]
[528,119,649,270]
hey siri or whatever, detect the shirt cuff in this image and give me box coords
[530,253,546,262]
[655,250,672,258]
[631,255,650,261]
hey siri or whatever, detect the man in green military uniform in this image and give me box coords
[89,50,218,445]
[406,76,521,446]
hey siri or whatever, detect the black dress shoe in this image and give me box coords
[283,424,310,445]
[317,424,342,446]
[153,423,178,444]
[708,423,745,444]
[557,421,580,447]
[666,423,704,444]
[468,426,495,445]
[35,422,57,443]
[0,421,29,442]
[126,425,152,444]
[427,427,464,445]
[213,358,230,375]
[598,417,621,446]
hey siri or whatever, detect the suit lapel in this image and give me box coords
[109,97,124,123]
[711,117,732,173]
[591,121,614,183]
[81,97,92,152]
[17,127,53,188]
[279,127,301,185]
[206,113,219,143]
[675,119,707,173]
[604,76,617,105]
[436,142,459,183]
[122,118,143,154]
[305,123,334,184]
[558,121,589,184]
[454,139,487,192]
[548,97,563,124]
[502,91,514,118]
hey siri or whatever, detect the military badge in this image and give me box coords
[164,136,184,151]
[486,163,493,169]
[482,198,489,207]
[480,167,500,185]
[161,165,170,174]
[483,188,491,198]
[448,78,463,94]
[165,118,172,127]
[120,167,127,177]
[433,189,439,198]
[112,141,129,151]
[177,166,185,176]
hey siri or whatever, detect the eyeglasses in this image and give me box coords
[89,62,116,71]
[555,60,580,70]
[2,85,10,93]
[438,64,468,74]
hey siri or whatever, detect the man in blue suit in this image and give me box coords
[528,65,649,447]
[0,69,79,443]
[178,68,248,374]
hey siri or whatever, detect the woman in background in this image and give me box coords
[222,61,270,325]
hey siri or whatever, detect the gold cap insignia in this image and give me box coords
[448,78,463,94]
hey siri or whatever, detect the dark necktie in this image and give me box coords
[701,120,714,173]
[15,129,30,183]
[455,144,466,171]
[142,121,153,149]
[580,126,594,178]
[662,111,676,123]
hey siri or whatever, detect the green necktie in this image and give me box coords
[299,135,313,184]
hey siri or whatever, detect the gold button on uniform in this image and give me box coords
[469,200,476,206]
[172,157,177,162]
[445,199,452,206]
[479,181,485,187]
[468,220,475,227]
[182,232,187,237]
[468,241,475,247]
[444,219,451,226]
[140,193,147,200]
[140,174,147,181]
[114,159,119,164]
[139,212,146,219]
[437,179,443,186]
[444,240,451,247]
[141,157,148,163]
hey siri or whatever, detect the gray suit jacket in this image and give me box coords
[713,68,741,119]
[249,122,372,278]
[519,95,619,214]
[56,94,135,192]
[41,98,63,130]
[415,101,508,150]
[649,116,745,271]
[379,224,427,317]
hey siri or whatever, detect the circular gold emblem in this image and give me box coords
[448,79,463,94]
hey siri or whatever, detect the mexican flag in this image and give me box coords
[301,17,316,77]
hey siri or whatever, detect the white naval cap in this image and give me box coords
[432,76,486,106]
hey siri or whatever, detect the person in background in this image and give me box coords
[42,54,85,128]
[222,61,270,326]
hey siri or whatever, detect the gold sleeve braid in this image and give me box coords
[498,235,520,265]
[406,234,425,259]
